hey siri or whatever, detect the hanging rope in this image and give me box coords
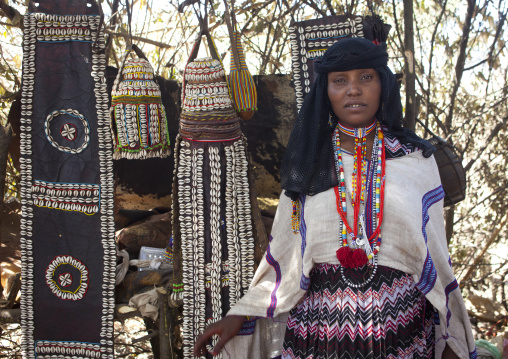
[223,0,240,65]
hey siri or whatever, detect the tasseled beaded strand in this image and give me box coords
[333,121,386,278]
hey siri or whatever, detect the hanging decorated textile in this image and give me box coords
[290,15,390,110]
[224,0,257,121]
[172,27,257,359]
[110,44,171,159]
[19,0,115,358]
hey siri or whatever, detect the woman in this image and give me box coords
[194,38,476,358]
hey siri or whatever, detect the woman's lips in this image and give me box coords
[345,101,367,108]
[345,101,367,110]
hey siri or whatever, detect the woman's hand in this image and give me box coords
[193,315,246,356]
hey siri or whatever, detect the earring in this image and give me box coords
[328,112,336,128]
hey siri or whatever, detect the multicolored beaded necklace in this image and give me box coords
[333,120,386,288]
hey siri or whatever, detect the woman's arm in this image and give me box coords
[193,316,246,356]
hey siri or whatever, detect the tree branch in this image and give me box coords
[426,0,448,126]
[0,0,23,29]
[459,215,508,288]
[301,0,327,17]
[463,119,505,172]
[323,0,336,16]
[390,0,405,55]
[444,0,476,132]
[105,29,173,48]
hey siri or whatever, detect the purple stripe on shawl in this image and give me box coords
[470,349,478,359]
[444,279,459,327]
[237,318,257,336]
[421,185,445,244]
[416,185,444,294]
[266,235,282,318]
[299,195,310,290]
[416,250,437,295]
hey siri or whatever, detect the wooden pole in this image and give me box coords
[403,0,416,131]
[157,287,171,358]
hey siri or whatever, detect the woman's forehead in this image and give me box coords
[328,68,377,75]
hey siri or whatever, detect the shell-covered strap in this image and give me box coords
[112,44,149,93]
[182,29,233,106]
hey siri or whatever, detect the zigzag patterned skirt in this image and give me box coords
[282,264,435,359]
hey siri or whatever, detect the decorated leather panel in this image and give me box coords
[289,15,365,110]
[19,5,115,358]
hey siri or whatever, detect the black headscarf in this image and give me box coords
[280,37,434,199]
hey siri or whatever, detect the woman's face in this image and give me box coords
[327,68,381,128]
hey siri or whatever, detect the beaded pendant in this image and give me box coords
[333,121,385,278]
[291,199,301,234]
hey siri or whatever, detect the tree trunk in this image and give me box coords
[403,0,416,131]
[445,205,455,245]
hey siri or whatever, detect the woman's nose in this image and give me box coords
[346,81,362,96]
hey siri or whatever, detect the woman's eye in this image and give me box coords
[361,74,373,80]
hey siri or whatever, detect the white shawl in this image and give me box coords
[224,151,476,359]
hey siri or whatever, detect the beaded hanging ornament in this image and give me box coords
[110,45,170,159]
[223,0,257,121]
[173,28,256,359]
[228,29,258,121]
[333,120,386,287]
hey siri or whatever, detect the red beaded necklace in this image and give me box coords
[333,121,386,272]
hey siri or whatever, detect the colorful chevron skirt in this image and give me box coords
[282,264,435,359]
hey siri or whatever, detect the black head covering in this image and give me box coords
[280,37,434,199]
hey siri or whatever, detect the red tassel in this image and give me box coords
[351,248,368,268]
[337,247,368,268]
[336,246,353,267]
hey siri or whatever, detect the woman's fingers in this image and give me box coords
[193,316,247,356]
[211,316,246,355]
[211,334,229,356]
[193,323,221,356]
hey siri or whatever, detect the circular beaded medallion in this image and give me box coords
[44,109,90,153]
[45,255,89,300]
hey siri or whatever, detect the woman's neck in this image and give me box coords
[338,128,376,157]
